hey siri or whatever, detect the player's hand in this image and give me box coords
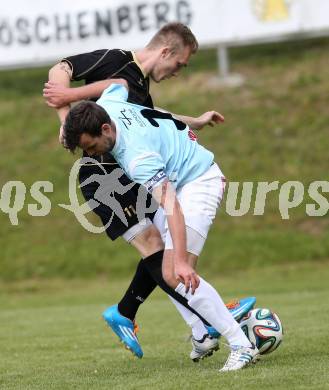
[194,111,225,130]
[175,262,200,294]
[43,82,73,108]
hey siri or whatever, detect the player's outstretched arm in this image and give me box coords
[174,111,225,130]
[44,61,128,145]
[154,107,224,130]
[152,180,200,294]
[43,78,129,109]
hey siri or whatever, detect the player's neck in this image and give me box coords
[134,48,161,76]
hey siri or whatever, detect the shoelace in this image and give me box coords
[222,346,244,368]
[225,299,239,310]
[133,321,139,335]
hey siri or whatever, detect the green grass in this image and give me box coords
[0,38,329,280]
[1,261,329,389]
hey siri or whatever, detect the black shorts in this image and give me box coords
[78,161,156,241]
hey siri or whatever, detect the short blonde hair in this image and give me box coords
[147,22,198,54]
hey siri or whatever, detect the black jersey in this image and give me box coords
[62,49,153,108]
[61,49,156,239]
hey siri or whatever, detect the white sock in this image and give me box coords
[167,295,208,340]
[175,278,251,348]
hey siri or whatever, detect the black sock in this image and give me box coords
[118,258,158,320]
[143,250,211,327]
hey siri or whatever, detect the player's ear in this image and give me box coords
[101,123,112,135]
[161,46,171,58]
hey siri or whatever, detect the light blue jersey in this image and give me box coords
[97,84,214,191]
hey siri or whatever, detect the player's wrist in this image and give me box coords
[190,117,202,130]
[173,252,188,265]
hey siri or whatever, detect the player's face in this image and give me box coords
[79,124,112,156]
[151,46,191,83]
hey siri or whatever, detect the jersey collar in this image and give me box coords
[132,51,147,78]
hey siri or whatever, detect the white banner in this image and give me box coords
[213,0,329,46]
[0,0,329,69]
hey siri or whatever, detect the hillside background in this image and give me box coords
[0,38,328,281]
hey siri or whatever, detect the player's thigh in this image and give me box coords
[128,223,164,258]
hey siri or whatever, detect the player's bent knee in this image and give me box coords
[141,224,164,247]
[162,267,177,289]
[128,220,164,258]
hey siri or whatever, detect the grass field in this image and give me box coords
[1,261,329,390]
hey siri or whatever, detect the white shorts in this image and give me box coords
[153,163,226,256]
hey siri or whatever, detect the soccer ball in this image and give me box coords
[240,308,283,355]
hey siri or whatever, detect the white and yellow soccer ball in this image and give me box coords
[240,308,283,355]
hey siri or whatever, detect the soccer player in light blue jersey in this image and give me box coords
[63,81,260,371]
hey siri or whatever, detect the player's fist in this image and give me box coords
[43,82,73,108]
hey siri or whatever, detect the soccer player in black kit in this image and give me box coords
[44,22,256,360]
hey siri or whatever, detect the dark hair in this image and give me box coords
[147,22,198,54]
[63,101,111,153]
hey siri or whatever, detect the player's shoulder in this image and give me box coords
[109,49,132,57]
[64,48,133,65]
[102,49,133,63]
[100,83,129,104]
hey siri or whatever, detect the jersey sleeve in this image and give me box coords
[128,152,167,192]
[62,50,106,81]
[62,49,127,81]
